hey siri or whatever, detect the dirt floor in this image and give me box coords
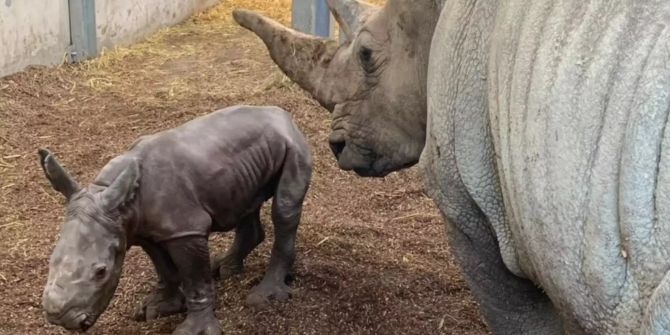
[0,1,488,334]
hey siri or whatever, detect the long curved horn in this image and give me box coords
[326,0,377,40]
[233,9,338,109]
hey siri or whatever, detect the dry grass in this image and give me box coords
[0,0,486,334]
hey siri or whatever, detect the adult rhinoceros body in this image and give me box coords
[235,1,670,334]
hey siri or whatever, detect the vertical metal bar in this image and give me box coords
[291,0,311,34]
[313,0,330,37]
[68,0,97,62]
[291,0,331,37]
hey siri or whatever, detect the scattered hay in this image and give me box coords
[67,0,387,102]
[68,0,298,102]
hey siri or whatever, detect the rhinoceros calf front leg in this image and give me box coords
[133,240,186,321]
[245,151,310,308]
[165,236,221,335]
[211,209,265,280]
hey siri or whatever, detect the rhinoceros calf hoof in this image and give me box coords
[245,281,291,308]
[171,310,221,335]
[211,256,243,281]
[132,287,186,321]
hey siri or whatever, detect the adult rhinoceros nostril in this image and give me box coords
[329,140,346,159]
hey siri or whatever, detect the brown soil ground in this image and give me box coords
[0,1,488,334]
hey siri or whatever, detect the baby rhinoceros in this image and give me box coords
[39,105,312,335]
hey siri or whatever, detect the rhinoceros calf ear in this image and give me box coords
[100,159,140,211]
[37,148,81,200]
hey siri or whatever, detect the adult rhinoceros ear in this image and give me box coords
[100,159,140,211]
[38,148,81,200]
[326,0,377,40]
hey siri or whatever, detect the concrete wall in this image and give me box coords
[0,0,71,77]
[95,0,218,51]
[0,0,218,78]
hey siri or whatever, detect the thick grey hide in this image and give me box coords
[112,106,311,241]
[422,0,670,334]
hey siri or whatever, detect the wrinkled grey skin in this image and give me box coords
[236,0,670,334]
[39,105,312,335]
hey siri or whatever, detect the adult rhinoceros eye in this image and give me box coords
[93,264,107,281]
[359,47,375,72]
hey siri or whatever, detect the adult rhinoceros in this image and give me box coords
[234,0,670,334]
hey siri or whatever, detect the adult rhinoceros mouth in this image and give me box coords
[352,158,417,178]
[47,309,95,332]
[353,167,390,178]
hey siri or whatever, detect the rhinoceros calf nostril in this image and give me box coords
[79,314,93,331]
[329,140,346,159]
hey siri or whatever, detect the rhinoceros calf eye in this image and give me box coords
[93,264,107,280]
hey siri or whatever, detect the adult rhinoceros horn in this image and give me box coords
[233,9,339,110]
[326,0,377,40]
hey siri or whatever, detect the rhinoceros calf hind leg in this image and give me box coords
[133,240,186,321]
[246,149,311,308]
[211,209,265,280]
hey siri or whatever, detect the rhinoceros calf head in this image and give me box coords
[37,149,138,331]
[234,0,439,177]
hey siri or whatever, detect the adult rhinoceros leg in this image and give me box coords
[641,272,670,334]
[422,0,564,333]
[133,239,186,321]
[422,146,564,334]
[211,208,265,280]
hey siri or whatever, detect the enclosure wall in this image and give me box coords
[0,0,218,78]
[0,0,71,78]
[95,0,219,51]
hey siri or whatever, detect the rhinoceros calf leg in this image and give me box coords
[132,239,186,321]
[246,150,311,308]
[211,208,265,280]
[165,236,221,335]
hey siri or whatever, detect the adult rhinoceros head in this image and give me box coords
[37,149,138,332]
[234,0,439,177]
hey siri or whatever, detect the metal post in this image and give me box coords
[68,0,97,62]
[314,0,330,37]
[291,0,331,37]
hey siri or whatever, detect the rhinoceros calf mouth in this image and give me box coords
[47,310,94,332]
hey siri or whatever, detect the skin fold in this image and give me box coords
[39,105,312,335]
